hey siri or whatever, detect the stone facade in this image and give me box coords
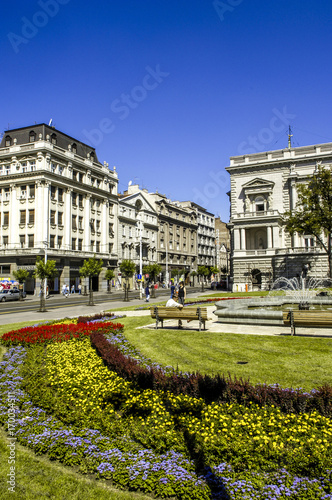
[0,124,119,293]
[226,143,332,291]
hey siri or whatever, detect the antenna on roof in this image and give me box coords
[128,180,132,186]
[288,125,293,149]
[48,119,53,126]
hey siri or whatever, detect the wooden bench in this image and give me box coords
[150,306,210,331]
[283,310,332,335]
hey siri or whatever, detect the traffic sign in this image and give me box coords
[137,274,142,280]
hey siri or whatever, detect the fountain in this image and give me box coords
[214,270,332,326]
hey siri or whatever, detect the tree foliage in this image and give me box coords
[33,257,58,312]
[284,165,332,277]
[79,258,103,305]
[143,263,162,282]
[13,269,30,283]
[119,259,136,278]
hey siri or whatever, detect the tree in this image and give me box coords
[197,265,209,291]
[33,257,57,312]
[12,269,30,301]
[284,165,332,277]
[79,258,103,306]
[143,263,162,298]
[105,269,115,293]
[119,259,136,302]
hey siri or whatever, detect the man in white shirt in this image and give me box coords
[166,294,184,328]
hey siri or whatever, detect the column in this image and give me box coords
[240,228,246,250]
[84,194,91,252]
[267,226,272,248]
[102,199,108,254]
[234,228,240,250]
[64,188,72,250]
[35,181,43,249]
[9,184,18,248]
[272,226,279,249]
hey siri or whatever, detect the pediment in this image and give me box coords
[242,177,274,193]
[121,192,156,214]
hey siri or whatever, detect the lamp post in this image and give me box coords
[44,183,50,300]
[137,220,143,299]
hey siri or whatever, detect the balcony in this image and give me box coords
[232,209,281,220]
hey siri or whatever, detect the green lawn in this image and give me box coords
[0,307,331,499]
[120,316,332,390]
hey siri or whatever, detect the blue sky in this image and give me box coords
[1,0,332,222]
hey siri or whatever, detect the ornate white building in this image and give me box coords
[0,124,119,293]
[226,143,332,291]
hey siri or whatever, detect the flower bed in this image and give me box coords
[1,321,124,346]
[0,319,331,499]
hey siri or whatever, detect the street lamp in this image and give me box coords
[137,220,143,299]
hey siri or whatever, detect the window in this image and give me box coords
[78,216,83,229]
[3,236,8,247]
[57,236,62,248]
[96,220,100,232]
[73,170,78,181]
[58,188,63,202]
[29,131,36,142]
[122,225,125,236]
[72,192,77,206]
[90,219,95,232]
[96,241,100,252]
[28,234,34,248]
[19,235,25,248]
[20,186,27,199]
[28,209,35,224]
[78,239,83,251]
[72,238,76,250]
[50,186,56,200]
[79,173,83,183]
[29,160,36,171]
[57,211,63,225]
[109,223,114,236]
[5,166,10,175]
[109,204,113,215]
[72,215,77,230]
[51,133,57,145]
[20,210,26,224]
[72,143,77,154]
[90,240,94,252]
[78,194,83,208]
[50,235,55,248]
[3,212,9,226]
[21,162,27,173]
[109,243,113,253]
[51,162,56,173]
[255,196,265,213]
[29,185,35,198]
[5,136,12,147]
[50,210,56,224]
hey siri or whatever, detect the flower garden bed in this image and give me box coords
[0,316,331,499]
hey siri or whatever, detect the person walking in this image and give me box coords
[71,285,75,294]
[62,284,66,296]
[170,281,176,298]
[78,283,82,295]
[145,283,150,302]
[178,281,186,306]
[64,285,69,298]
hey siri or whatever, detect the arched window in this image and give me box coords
[5,136,12,147]
[72,143,77,154]
[255,196,265,213]
[90,151,95,161]
[50,133,57,145]
[29,131,36,142]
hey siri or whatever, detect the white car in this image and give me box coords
[0,289,26,302]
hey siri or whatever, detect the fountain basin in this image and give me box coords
[213,296,332,326]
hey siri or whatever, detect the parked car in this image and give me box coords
[0,289,26,302]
